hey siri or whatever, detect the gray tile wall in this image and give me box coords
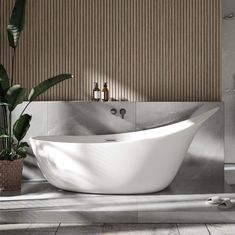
[222,0,235,184]
[222,0,235,164]
[47,102,136,135]
[11,102,224,186]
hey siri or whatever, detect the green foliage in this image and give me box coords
[5,85,25,111]
[7,0,26,48]
[0,142,28,160]
[0,0,73,161]
[28,74,73,101]
[0,64,10,97]
[15,146,27,158]
[13,114,32,142]
[0,149,11,160]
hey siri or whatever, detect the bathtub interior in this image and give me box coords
[31,107,219,144]
[11,101,224,194]
[31,121,196,144]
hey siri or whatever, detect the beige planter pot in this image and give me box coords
[0,158,23,191]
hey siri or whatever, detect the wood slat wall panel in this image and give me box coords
[0,0,221,101]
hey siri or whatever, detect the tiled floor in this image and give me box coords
[2,182,235,224]
[0,223,235,235]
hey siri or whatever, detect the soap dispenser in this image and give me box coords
[93,82,101,101]
[102,82,109,102]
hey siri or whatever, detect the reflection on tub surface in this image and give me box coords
[30,108,219,194]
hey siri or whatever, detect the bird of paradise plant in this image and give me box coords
[0,0,72,160]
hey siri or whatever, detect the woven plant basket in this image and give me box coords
[0,158,24,191]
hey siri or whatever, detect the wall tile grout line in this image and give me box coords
[176,224,181,235]
[54,222,61,235]
[205,224,212,235]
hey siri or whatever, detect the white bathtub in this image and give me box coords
[30,107,219,194]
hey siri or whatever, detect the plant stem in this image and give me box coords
[1,107,5,148]
[20,101,30,116]
[10,48,16,87]
[2,106,8,148]
[8,111,12,150]
[8,48,16,151]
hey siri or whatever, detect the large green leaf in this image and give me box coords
[28,74,73,101]
[7,0,26,48]
[0,64,10,99]
[13,114,31,141]
[5,85,25,111]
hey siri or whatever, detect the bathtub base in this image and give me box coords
[47,181,170,195]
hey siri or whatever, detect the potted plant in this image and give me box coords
[0,0,72,191]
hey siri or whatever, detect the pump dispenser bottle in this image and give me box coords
[93,82,100,101]
[102,82,109,102]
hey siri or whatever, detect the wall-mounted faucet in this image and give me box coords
[110,108,126,119]
[223,12,235,20]
[120,108,126,119]
[110,108,117,115]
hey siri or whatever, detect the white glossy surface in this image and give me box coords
[30,108,219,194]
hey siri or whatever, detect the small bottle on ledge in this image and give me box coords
[102,82,109,102]
[93,82,100,101]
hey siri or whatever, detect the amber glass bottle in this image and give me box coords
[93,82,100,101]
[102,82,109,102]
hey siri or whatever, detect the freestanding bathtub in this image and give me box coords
[30,107,219,194]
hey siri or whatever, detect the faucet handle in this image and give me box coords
[110,108,117,115]
[120,108,126,119]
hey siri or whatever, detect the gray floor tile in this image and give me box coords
[138,211,235,224]
[177,224,210,235]
[0,224,30,231]
[102,224,179,235]
[207,224,235,235]
[56,224,102,235]
[0,195,137,212]
[60,223,103,226]
[0,232,55,235]
[85,211,138,224]
[1,211,137,224]
[0,224,57,235]
[3,224,235,235]
[27,223,59,232]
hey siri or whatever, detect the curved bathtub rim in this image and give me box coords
[30,107,219,146]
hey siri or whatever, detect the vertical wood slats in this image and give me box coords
[0,0,221,101]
